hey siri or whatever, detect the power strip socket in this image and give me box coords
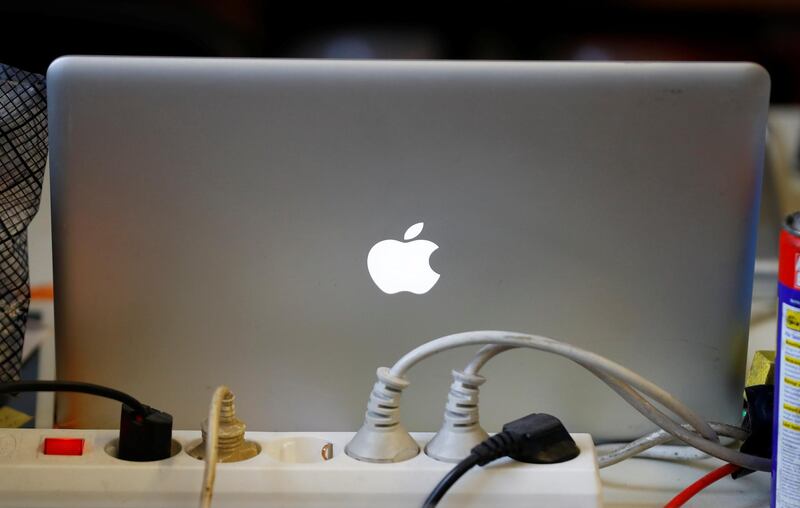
[0,429,601,507]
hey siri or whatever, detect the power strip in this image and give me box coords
[0,429,601,507]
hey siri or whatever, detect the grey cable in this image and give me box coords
[391,331,719,443]
[462,343,769,471]
[402,332,771,471]
[597,422,750,468]
[598,443,710,463]
[586,366,769,471]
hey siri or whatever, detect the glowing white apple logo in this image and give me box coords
[367,222,440,295]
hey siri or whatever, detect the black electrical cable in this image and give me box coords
[423,453,480,508]
[1,380,174,462]
[0,380,147,414]
[422,413,580,508]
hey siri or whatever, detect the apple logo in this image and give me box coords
[367,222,440,294]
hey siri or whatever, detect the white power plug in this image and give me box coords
[344,367,419,463]
[424,369,489,463]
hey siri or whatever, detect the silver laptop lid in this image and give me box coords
[48,58,769,439]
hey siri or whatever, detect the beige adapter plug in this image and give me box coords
[188,390,260,462]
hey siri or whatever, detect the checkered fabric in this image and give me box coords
[0,64,47,383]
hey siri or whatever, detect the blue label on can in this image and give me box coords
[775,282,800,507]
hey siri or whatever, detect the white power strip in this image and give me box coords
[0,429,601,507]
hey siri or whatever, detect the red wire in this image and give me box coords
[664,463,741,508]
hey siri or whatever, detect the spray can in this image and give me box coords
[775,212,800,507]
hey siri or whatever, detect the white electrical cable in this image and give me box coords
[588,364,769,471]
[394,332,770,471]
[600,444,710,462]
[596,422,749,468]
[463,344,715,464]
[391,331,719,442]
[200,386,230,508]
[461,344,767,470]
[464,344,704,444]
[463,344,514,374]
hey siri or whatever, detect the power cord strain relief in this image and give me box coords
[443,370,486,428]
[471,431,515,466]
[363,367,410,428]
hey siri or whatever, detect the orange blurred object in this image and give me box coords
[30,284,53,300]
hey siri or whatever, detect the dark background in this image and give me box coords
[2,0,800,102]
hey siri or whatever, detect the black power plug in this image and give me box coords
[499,412,580,464]
[118,404,173,461]
[423,413,579,507]
[469,412,580,467]
[733,384,773,479]
[0,381,173,461]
